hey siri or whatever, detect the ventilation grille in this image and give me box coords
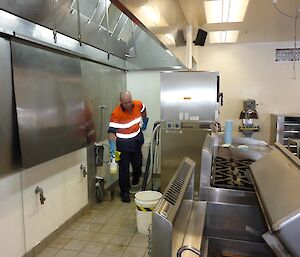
[276,48,300,62]
[163,162,191,205]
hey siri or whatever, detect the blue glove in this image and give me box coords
[109,140,116,158]
[141,117,149,131]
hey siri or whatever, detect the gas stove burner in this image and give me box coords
[211,156,255,191]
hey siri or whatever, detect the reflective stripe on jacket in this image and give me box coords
[109,100,145,140]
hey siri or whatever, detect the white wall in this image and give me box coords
[0,148,88,257]
[194,41,300,143]
[0,172,25,257]
[126,71,161,143]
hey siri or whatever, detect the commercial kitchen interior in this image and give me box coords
[1,1,300,257]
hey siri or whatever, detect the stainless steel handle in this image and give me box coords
[177,245,201,257]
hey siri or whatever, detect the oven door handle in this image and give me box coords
[177,245,201,257]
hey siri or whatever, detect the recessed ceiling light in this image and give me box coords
[204,0,249,23]
[140,4,168,27]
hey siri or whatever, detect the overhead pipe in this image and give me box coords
[88,0,101,24]
[53,0,57,43]
[105,0,110,59]
[76,0,82,46]
[69,0,76,14]
[185,25,193,70]
[128,20,137,58]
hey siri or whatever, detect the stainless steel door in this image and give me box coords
[160,121,210,195]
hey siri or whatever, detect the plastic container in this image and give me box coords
[224,120,233,145]
[135,190,162,234]
[109,158,118,174]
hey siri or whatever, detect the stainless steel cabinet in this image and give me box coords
[160,121,210,194]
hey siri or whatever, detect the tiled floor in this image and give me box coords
[38,194,149,257]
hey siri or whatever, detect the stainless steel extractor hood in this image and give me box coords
[0,0,186,70]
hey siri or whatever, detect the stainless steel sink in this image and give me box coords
[201,202,275,257]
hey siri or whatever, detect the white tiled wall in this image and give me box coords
[0,148,88,257]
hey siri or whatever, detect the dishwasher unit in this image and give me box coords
[160,71,221,195]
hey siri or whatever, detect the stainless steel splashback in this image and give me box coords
[250,143,300,257]
[0,38,22,174]
[160,71,219,122]
[12,41,87,168]
[81,59,126,142]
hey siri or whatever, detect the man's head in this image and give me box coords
[120,91,133,111]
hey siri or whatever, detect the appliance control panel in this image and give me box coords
[166,121,181,129]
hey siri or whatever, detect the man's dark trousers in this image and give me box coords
[118,148,142,195]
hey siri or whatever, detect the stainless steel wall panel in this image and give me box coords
[80,60,126,142]
[160,71,219,121]
[12,41,86,168]
[0,38,22,174]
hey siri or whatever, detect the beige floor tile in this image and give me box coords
[77,215,93,223]
[90,216,111,224]
[74,231,97,241]
[82,241,106,254]
[111,213,130,220]
[143,251,150,257]
[110,234,134,246]
[128,234,148,248]
[63,239,88,251]
[127,212,136,221]
[55,249,79,257]
[59,229,79,239]
[117,226,137,236]
[82,223,104,233]
[122,219,136,228]
[49,238,70,249]
[68,221,87,231]
[102,244,126,256]
[77,252,100,257]
[122,246,146,257]
[100,225,121,234]
[106,219,125,227]
[36,247,59,257]
[91,232,114,244]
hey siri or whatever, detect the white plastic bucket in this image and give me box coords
[135,190,162,234]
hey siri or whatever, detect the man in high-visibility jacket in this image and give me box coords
[108,91,149,202]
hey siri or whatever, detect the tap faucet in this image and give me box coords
[177,245,201,257]
[35,186,46,204]
[80,164,87,178]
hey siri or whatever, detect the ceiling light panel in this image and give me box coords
[139,4,168,27]
[204,0,249,23]
[209,30,239,43]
